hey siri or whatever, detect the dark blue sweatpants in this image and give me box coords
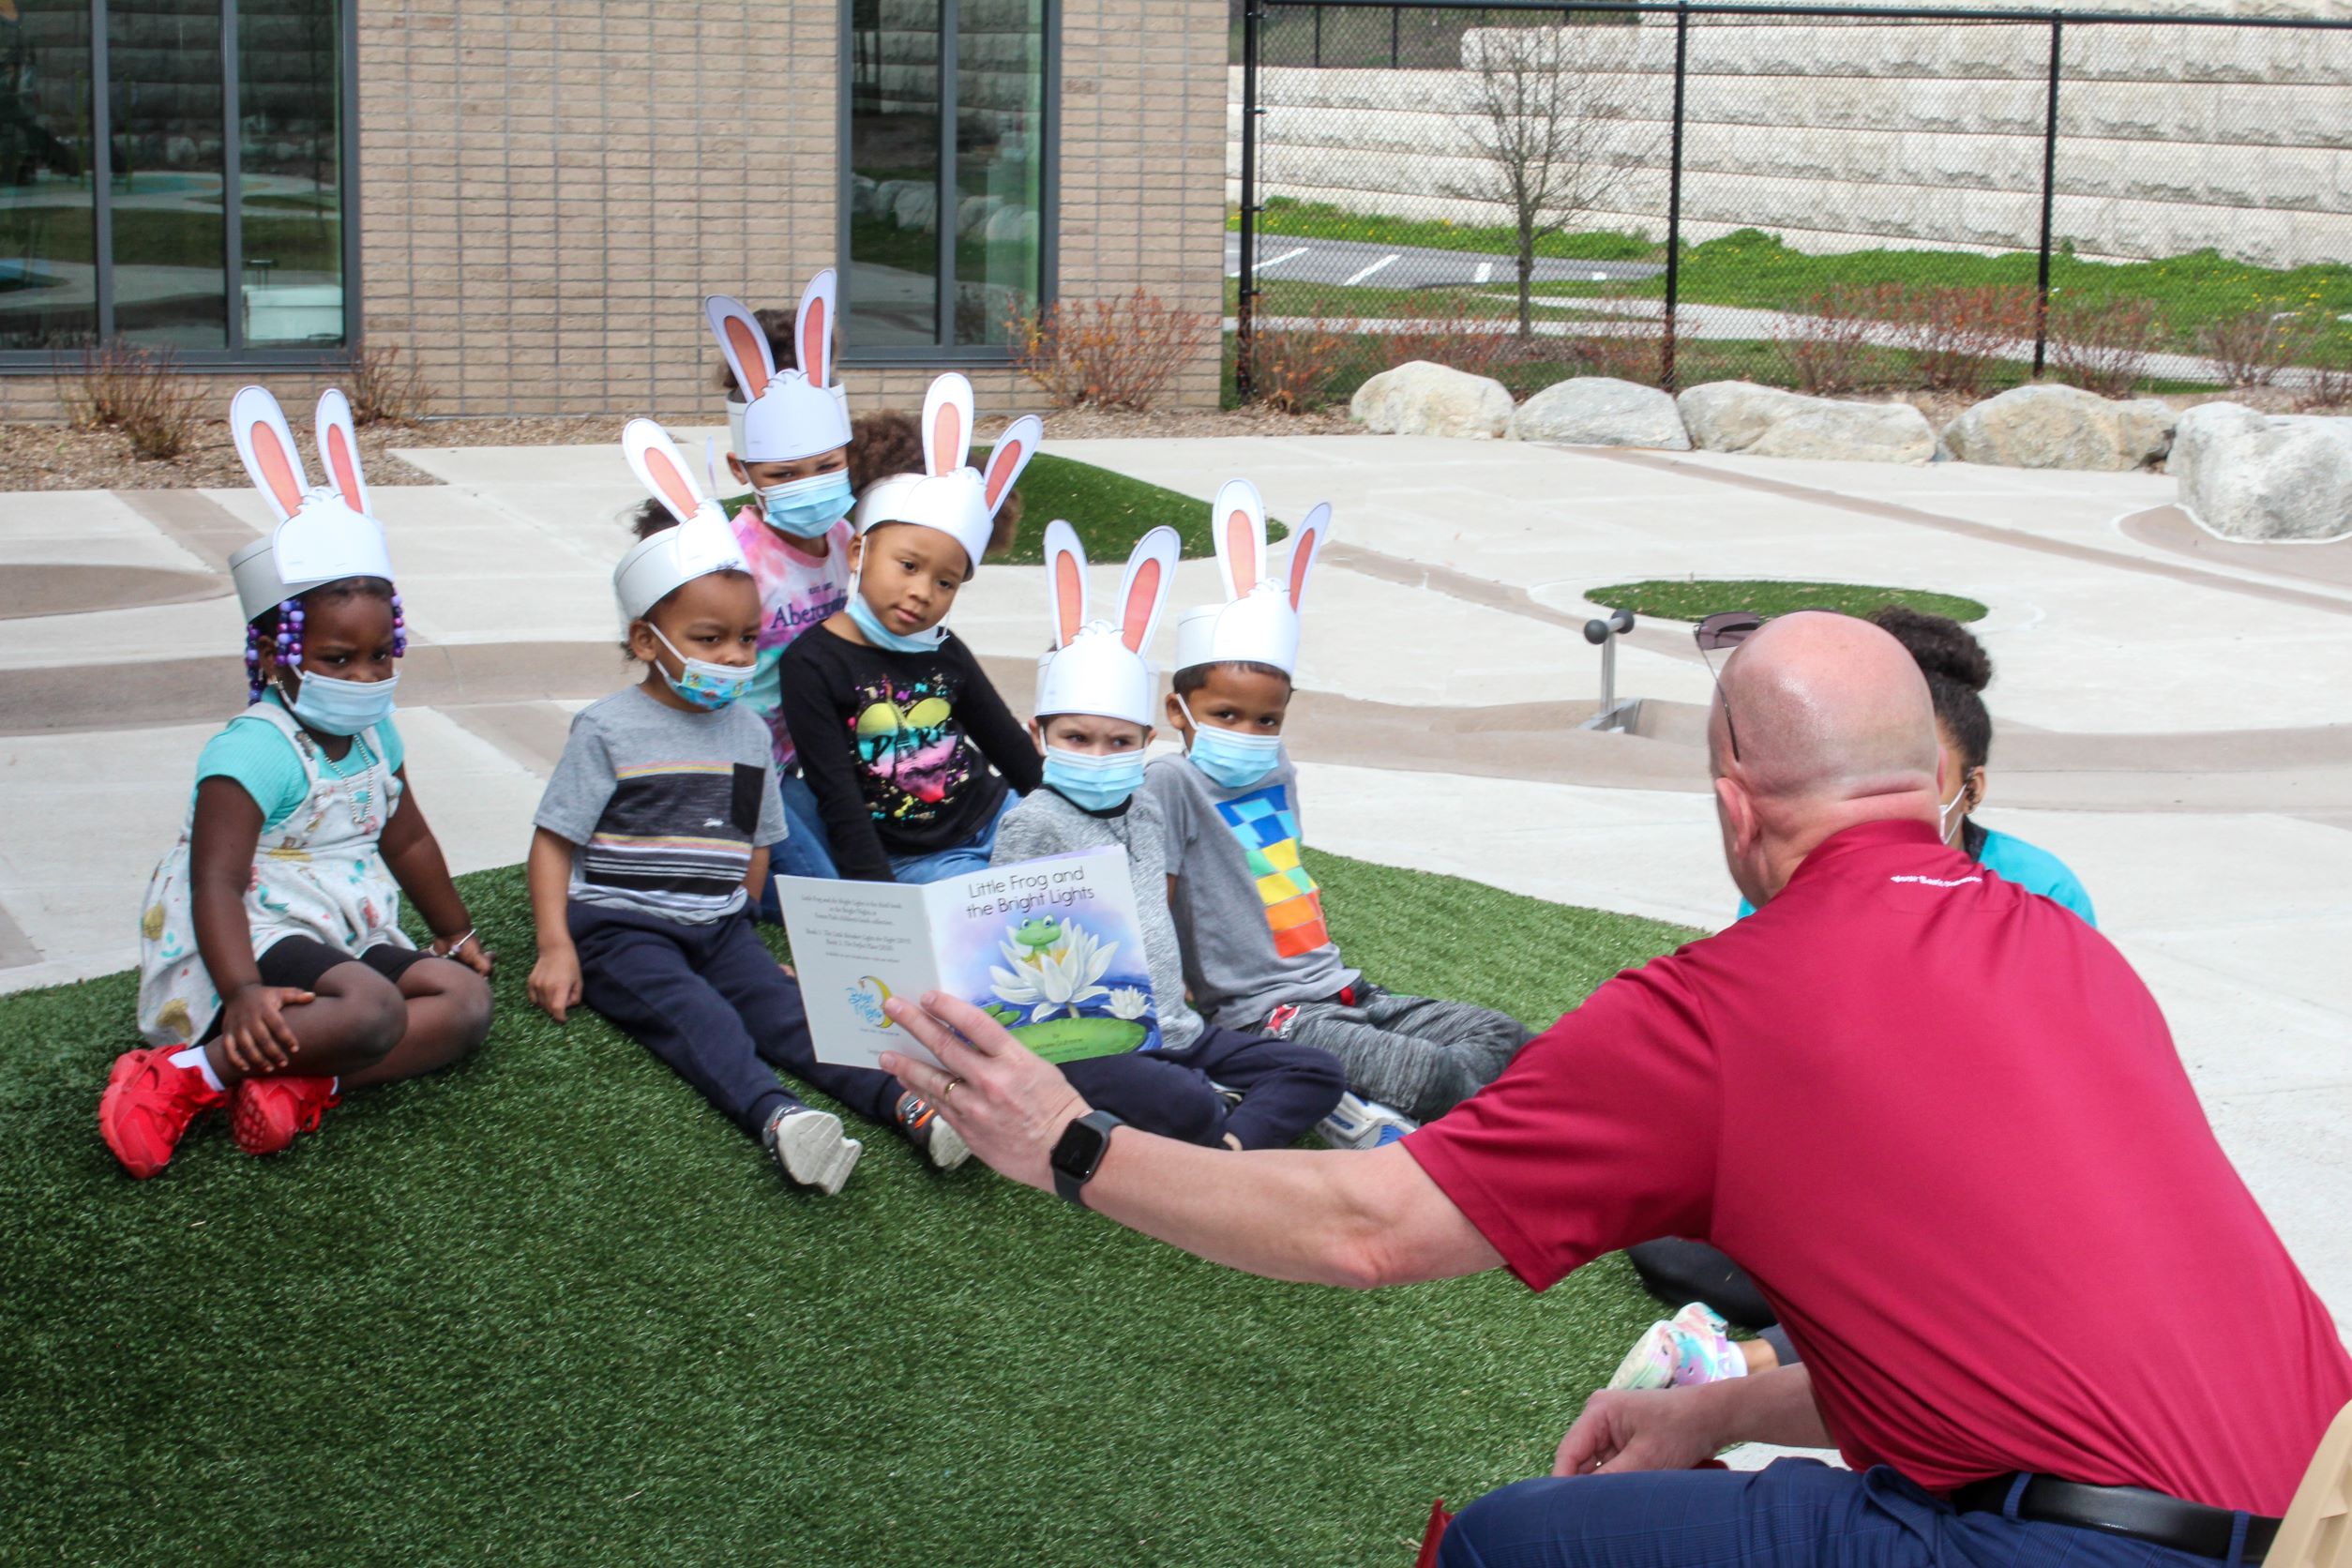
[570,900,904,1139]
[1061,1026,1346,1151]
[1440,1459,2233,1568]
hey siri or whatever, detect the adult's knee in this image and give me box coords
[1440,1478,1595,1568]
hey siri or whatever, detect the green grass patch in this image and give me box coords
[0,855,1696,1564]
[1238,196,1657,263]
[1588,579,1989,624]
[720,454,1287,565]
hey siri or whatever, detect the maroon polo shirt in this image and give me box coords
[1406,818,2350,1515]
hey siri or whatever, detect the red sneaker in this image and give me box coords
[99,1048,226,1180]
[229,1074,340,1156]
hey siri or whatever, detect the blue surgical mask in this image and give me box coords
[281,669,398,737]
[847,572,949,655]
[1042,745,1146,812]
[649,624,753,711]
[1178,697,1283,790]
[756,472,853,539]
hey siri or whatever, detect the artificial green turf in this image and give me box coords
[1587,579,1989,625]
[1,852,1693,1565]
[724,453,1286,565]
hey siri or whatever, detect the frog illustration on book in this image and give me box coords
[981,909,1157,1062]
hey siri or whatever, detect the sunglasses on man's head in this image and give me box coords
[1693,611,1764,761]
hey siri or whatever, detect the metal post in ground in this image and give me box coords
[1392,5,1401,66]
[1236,0,1264,403]
[2033,16,2063,378]
[1662,1,1689,392]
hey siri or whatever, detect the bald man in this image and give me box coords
[879,613,2351,1567]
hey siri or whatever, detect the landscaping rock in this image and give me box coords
[1507,376,1691,450]
[1941,384,2176,471]
[1349,360,1515,440]
[1677,382,1937,464]
[2172,402,2352,541]
[890,183,938,232]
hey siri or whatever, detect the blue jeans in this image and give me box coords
[886,791,1020,884]
[760,773,840,922]
[1440,1459,2237,1568]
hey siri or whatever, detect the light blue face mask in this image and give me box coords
[650,624,754,712]
[1178,697,1284,790]
[846,566,949,655]
[282,669,399,737]
[1041,744,1146,812]
[755,471,853,539]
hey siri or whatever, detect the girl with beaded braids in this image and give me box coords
[100,386,493,1182]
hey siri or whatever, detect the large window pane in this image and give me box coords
[953,0,1042,347]
[0,1,96,350]
[109,0,226,348]
[238,0,343,345]
[847,0,943,347]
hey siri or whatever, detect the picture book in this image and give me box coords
[775,846,1162,1071]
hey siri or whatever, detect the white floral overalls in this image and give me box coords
[136,701,410,1048]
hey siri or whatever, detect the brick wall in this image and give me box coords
[3,0,1227,422]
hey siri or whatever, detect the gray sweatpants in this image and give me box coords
[1264,983,1532,1123]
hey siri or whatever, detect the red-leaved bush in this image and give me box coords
[1008,290,1214,412]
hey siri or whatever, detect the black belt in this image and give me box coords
[1951,1473,2279,1564]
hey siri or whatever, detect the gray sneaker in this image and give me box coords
[763,1106,862,1195]
[915,1113,971,1171]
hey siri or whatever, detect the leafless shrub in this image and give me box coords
[2196,308,2326,389]
[2045,296,2165,399]
[65,340,203,459]
[1008,290,1214,412]
[1774,282,1907,396]
[346,341,434,426]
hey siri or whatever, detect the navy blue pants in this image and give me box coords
[570,901,904,1139]
[1440,1459,2233,1568]
[1061,1026,1346,1151]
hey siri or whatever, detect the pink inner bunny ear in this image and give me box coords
[799,296,828,385]
[642,446,701,520]
[1121,557,1165,653]
[1052,548,1084,645]
[933,401,964,478]
[723,317,771,400]
[1288,529,1318,610]
[1223,509,1259,596]
[323,421,362,505]
[984,434,1024,508]
[249,423,306,516]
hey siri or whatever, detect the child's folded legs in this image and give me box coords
[1060,1051,1233,1149]
[1271,985,1531,1124]
[1149,1026,1346,1150]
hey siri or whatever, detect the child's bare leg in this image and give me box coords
[204,962,407,1083]
[1741,1339,1780,1374]
[340,957,492,1089]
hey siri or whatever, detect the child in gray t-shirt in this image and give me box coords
[525,421,969,1195]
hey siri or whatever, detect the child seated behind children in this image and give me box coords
[1146,481,1533,1138]
[776,373,1046,884]
[696,284,857,882]
[102,387,493,1180]
[988,521,1346,1150]
[526,422,965,1195]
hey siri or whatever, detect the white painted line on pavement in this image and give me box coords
[1258,246,1309,272]
[1474,262,1492,283]
[1342,252,1400,286]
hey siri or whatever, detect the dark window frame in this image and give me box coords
[0,0,362,373]
[836,0,1059,366]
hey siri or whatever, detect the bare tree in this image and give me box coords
[1447,23,1655,339]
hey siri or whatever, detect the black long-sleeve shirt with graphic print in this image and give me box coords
[776,623,1045,882]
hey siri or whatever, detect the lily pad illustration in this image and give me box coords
[1005,1016,1147,1063]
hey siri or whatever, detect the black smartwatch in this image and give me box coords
[1049,1110,1124,1207]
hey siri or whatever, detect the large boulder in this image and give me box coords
[1677,382,1937,464]
[1942,384,2176,471]
[1349,360,1515,440]
[2172,402,2352,541]
[890,182,938,232]
[1508,376,1691,450]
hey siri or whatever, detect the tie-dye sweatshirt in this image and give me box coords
[727,509,854,774]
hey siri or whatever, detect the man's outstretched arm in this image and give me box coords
[881,991,1503,1289]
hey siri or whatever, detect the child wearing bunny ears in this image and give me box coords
[525,421,966,1196]
[776,372,1048,883]
[699,280,859,883]
[988,520,1348,1150]
[1146,479,1533,1136]
[100,386,493,1181]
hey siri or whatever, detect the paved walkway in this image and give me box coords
[4,431,2347,1345]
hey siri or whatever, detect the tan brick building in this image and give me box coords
[0,0,1228,419]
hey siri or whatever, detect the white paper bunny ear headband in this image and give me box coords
[613,417,750,624]
[706,276,852,466]
[850,372,1041,573]
[1033,520,1181,729]
[1172,479,1332,677]
[225,384,400,701]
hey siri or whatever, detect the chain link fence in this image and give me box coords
[1228,0,2352,409]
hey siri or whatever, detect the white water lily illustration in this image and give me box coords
[989,923,1120,1022]
[1108,986,1149,1020]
